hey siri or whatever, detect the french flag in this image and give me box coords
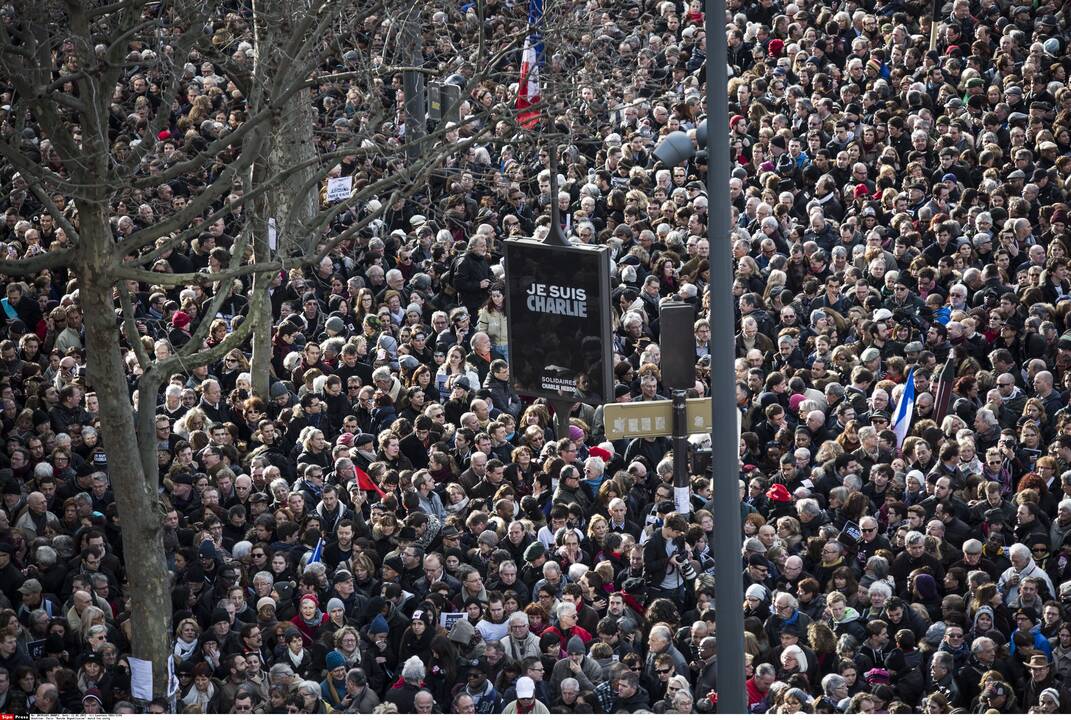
[516,0,544,129]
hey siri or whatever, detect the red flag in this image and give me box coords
[931,348,956,425]
[355,466,386,499]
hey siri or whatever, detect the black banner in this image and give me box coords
[503,239,612,404]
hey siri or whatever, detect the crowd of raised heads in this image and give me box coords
[4,0,1071,715]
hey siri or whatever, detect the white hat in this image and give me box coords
[745,583,768,601]
[516,676,535,699]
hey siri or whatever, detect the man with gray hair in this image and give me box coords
[764,591,810,640]
[957,636,1010,705]
[950,539,997,580]
[268,663,298,690]
[503,610,540,661]
[929,650,960,706]
[972,407,1001,451]
[385,656,425,712]
[750,663,778,710]
[998,542,1055,605]
[890,530,943,595]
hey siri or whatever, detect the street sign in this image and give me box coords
[603,397,716,440]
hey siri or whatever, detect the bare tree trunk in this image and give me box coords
[249,201,274,399]
[80,214,172,700]
[271,90,319,251]
[247,0,318,399]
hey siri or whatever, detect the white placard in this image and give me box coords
[167,654,179,697]
[674,485,691,515]
[129,656,153,700]
[326,176,353,203]
[440,612,466,630]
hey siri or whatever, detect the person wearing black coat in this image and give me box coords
[608,673,651,712]
[395,606,436,668]
[385,655,428,713]
[642,513,689,603]
[484,362,523,418]
[453,237,494,315]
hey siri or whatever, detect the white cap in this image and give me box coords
[516,676,535,699]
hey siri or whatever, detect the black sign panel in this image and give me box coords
[504,239,612,404]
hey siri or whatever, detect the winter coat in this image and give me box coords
[829,606,867,642]
[384,679,423,714]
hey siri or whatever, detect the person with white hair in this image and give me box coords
[1052,498,1071,550]
[780,644,809,675]
[998,543,1055,605]
[764,591,811,640]
[297,680,330,713]
[384,656,426,713]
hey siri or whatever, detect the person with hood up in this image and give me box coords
[969,605,996,643]
[549,635,604,703]
[826,591,866,642]
[447,617,487,664]
[397,606,436,666]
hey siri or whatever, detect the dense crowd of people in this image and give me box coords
[3,0,1071,714]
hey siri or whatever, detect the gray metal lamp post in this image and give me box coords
[652,0,745,710]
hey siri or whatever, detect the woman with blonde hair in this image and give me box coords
[174,407,208,439]
[174,617,201,661]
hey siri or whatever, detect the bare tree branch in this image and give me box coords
[0,248,75,277]
[118,282,152,370]
[182,231,251,352]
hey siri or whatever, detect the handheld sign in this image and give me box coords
[325,176,353,204]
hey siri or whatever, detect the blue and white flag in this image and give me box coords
[891,368,916,449]
[309,537,324,565]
